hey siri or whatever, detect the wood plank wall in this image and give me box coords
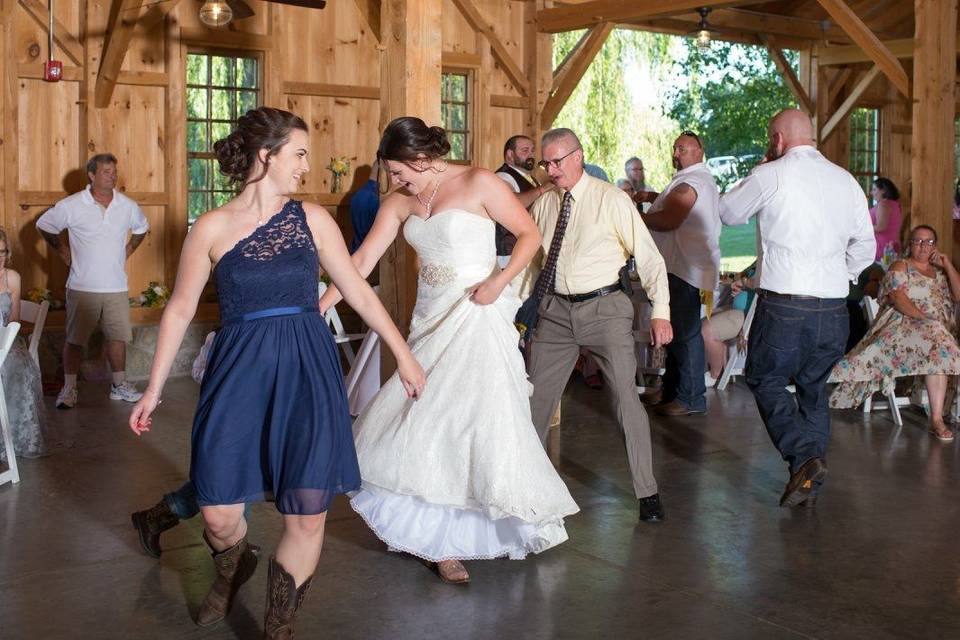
[0,0,532,304]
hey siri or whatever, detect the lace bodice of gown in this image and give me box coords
[214,200,320,321]
[403,209,498,295]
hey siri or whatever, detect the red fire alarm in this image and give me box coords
[43,59,62,82]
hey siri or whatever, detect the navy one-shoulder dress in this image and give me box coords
[190,200,360,514]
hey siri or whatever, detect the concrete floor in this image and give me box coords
[2,377,960,640]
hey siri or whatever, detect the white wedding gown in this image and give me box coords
[350,209,579,561]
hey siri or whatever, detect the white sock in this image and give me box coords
[112,372,125,386]
[64,374,78,390]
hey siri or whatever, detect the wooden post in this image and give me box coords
[378,0,442,345]
[910,0,958,255]
[524,0,551,145]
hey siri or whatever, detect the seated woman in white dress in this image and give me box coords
[320,117,579,585]
[0,229,48,463]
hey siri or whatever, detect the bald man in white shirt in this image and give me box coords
[720,109,875,509]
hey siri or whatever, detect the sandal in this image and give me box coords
[929,426,955,442]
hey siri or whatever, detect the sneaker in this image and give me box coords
[56,385,78,410]
[110,381,143,403]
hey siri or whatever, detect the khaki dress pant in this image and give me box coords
[528,291,658,498]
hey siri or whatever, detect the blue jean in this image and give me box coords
[745,295,848,492]
[163,481,252,520]
[662,274,706,411]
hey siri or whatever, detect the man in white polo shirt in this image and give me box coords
[642,131,721,416]
[37,153,149,409]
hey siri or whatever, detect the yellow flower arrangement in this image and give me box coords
[327,156,351,193]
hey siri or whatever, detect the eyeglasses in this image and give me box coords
[680,130,703,148]
[538,147,581,171]
[910,239,936,247]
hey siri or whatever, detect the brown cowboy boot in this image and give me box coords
[131,499,180,559]
[196,533,259,627]
[263,557,314,639]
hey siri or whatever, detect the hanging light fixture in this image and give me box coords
[199,0,233,27]
[693,7,712,54]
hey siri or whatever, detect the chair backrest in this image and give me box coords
[345,330,381,416]
[0,322,20,486]
[863,296,880,324]
[318,281,349,338]
[0,321,20,365]
[740,293,759,339]
[19,300,49,367]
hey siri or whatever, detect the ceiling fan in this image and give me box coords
[688,7,715,53]
[198,0,327,28]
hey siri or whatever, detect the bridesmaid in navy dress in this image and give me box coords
[129,107,424,638]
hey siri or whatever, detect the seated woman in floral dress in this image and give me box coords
[830,225,960,441]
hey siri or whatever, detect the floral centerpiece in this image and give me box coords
[26,287,54,306]
[132,281,171,308]
[327,156,351,194]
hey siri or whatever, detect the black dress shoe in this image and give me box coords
[638,493,665,522]
[780,458,827,508]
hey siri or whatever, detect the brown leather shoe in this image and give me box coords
[264,557,313,639]
[639,389,663,406]
[196,534,259,627]
[653,400,705,416]
[780,458,827,508]
[131,499,180,559]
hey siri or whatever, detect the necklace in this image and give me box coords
[416,180,442,217]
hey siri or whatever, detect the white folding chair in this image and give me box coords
[344,330,381,416]
[19,300,49,368]
[859,296,908,426]
[318,282,367,368]
[0,322,23,487]
[716,295,758,391]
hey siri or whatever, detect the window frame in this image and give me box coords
[440,68,474,164]
[185,48,263,224]
[848,106,882,196]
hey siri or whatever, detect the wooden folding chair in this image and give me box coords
[0,322,23,487]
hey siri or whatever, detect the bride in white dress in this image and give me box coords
[320,117,578,584]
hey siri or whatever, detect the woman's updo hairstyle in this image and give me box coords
[377,117,451,167]
[213,107,308,188]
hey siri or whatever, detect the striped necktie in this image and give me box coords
[534,190,573,300]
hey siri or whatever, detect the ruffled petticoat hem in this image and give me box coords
[349,484,569,562]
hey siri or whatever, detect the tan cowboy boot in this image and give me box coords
[196,533,259,627]
[263,557,314,639]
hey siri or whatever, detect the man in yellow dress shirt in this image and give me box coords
[523,128,673,523]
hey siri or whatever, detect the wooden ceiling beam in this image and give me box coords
[94,0,147,108]
[540,22,614,129]
[133,0,184,36]
[819,64,881,142]
[818,37,914,65]
[18,0,85,66]
[537,0,772,34]
[636,8,853,42]
[617,18,809,50]
[450,0,528,96]
[353,0,382,44]
[761,34,815,114]
[814,0,910,98]
[825,66,854,107]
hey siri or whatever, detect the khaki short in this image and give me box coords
[707,308,745,343]
[65,289,133,346]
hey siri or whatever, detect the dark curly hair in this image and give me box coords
[213,107,308,188]
[377,117,451,166]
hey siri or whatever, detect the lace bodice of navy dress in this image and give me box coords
[214,200,319,321]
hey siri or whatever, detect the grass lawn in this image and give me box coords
[719,217,757,273]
